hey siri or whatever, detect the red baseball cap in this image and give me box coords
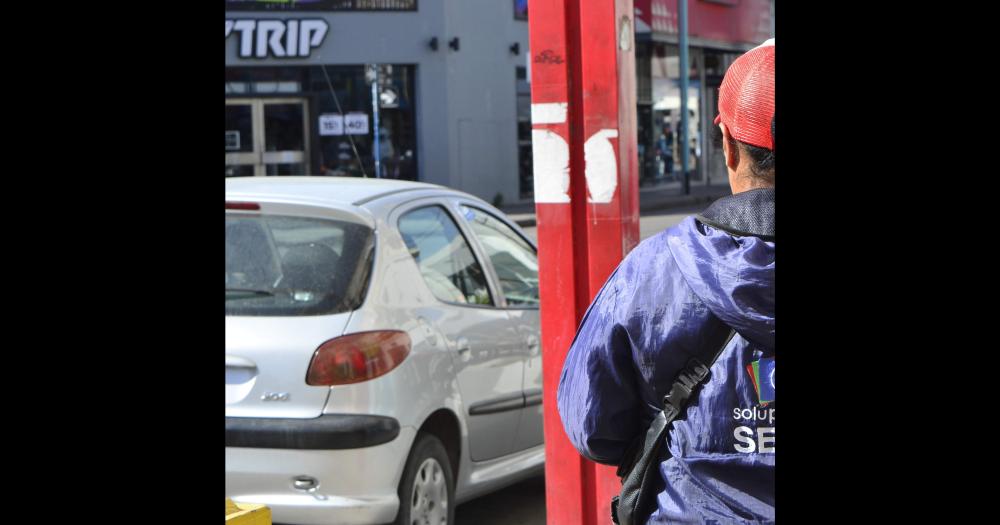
[713,39,774,150]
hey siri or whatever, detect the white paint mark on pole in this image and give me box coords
[531,103,568,125]
[532,129,571,203]
[584,129,619,203]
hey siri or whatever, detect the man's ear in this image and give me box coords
[720,123,740,170]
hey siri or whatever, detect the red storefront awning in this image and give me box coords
[635,0,772,49]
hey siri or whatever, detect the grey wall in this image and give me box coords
[225,0,530,204]
[442,0,529,205]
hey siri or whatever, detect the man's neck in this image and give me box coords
[728,170,773,194]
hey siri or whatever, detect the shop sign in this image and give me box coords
[344,113,369,135]
[319,114,344,136]
[225,19,329,59]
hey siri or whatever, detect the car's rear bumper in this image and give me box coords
[227,425,415,525]
[225,414,400,449]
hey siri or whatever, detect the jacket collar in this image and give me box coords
[696,187,774,240]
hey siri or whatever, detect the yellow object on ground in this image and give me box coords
[226,498,271,525]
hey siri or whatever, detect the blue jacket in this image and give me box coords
[557,188,775,524]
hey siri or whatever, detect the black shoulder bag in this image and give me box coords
[611,328,737,525]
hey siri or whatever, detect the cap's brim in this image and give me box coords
[713,114,722,125]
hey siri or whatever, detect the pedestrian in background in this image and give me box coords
[557,39,775,524]
[658,125,674,180]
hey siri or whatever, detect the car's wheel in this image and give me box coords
[395,432,455,525]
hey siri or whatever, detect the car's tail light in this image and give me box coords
[226,201,260,211]
[306,331,411,386]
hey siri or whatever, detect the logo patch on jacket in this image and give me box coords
[746,357,774,406]
[733,356,775,454]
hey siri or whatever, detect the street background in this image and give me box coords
[225,0,767,520]
[521,202,707,243]
[509,181,730,241]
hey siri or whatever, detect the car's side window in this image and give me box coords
[460,206,539,307]
[398,205,494,306]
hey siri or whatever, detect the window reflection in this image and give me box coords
[399,206,493,306]
[460,206,538,307]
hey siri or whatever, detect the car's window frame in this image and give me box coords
[451,200,539,311]
[394,199,502,310]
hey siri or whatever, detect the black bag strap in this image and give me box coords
[612,328,737,525]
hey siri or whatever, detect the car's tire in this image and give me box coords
[395,432,455,525]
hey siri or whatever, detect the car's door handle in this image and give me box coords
[526,335,539,356]
[455,337,471,354]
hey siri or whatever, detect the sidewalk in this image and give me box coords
[502,180,731,228]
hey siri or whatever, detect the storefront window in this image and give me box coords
[636,43,654,186]
[703,50,741,184]
[264,104,306,151]
[310,64,418,180]
[641,43,702,185]
[304,66,370,178]
[225,105,254,153]
[225,64,418,181]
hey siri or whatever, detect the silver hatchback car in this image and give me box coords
[225,177,543,525]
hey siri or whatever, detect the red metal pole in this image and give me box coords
[529,0,639,523]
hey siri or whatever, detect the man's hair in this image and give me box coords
[711,114,775,186]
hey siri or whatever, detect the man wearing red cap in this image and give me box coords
[557,40,775,524]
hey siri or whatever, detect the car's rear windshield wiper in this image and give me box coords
[225,288,275,298]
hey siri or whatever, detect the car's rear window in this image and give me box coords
[225,213,374,316]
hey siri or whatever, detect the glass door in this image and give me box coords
[261,99,308,175]
[225,98,310,177]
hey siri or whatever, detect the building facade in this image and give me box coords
[225,0,531,205]
[224,0,771,203]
